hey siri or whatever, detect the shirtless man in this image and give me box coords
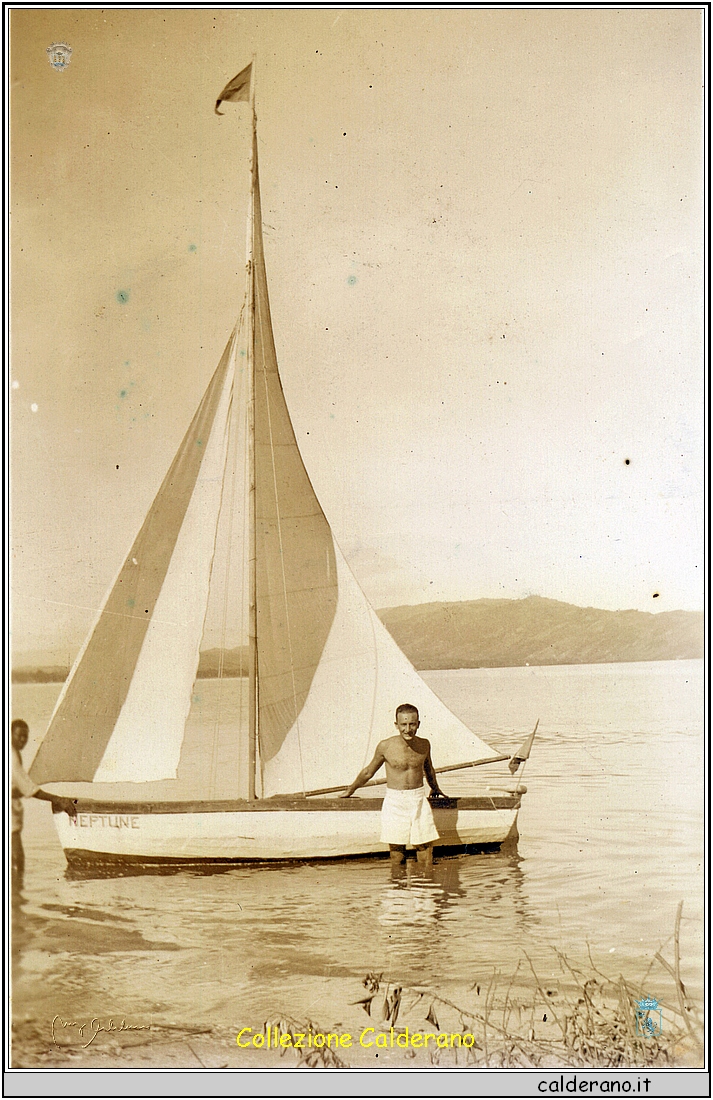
[341,704,446,868]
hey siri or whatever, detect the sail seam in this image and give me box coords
[255,288,306,797]
[208,330,240,798]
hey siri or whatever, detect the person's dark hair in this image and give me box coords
[395,703,419,720]
[11,719,29,735]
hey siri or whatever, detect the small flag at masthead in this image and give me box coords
[215,62,253,115]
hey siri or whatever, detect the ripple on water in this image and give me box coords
[12,662,704,1026]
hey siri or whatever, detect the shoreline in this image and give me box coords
[12,953,703,1070]
[11,655,705,686]
[12,968,699,1069]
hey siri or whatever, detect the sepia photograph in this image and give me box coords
[9,5,705,1086]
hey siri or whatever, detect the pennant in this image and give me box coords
[508,719,539,774]
[215,63,253,115]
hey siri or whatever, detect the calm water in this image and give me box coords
[12,661,704,1035]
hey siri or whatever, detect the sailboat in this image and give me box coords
[29,65,531,868]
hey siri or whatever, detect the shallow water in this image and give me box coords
[12,661,704,1040]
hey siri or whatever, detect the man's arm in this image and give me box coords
[33,790,76,818]
[340,744,387,798]
[424,745,445,798]
[13,754,75,818]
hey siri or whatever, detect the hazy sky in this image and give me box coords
[11,8,703,657]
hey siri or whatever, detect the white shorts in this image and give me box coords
[380,786,440,847]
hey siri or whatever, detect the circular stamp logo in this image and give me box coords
[46,43,72,71]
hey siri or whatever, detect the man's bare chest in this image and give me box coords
[383,740,427,769]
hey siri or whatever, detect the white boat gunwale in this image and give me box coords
[59,794,522,815]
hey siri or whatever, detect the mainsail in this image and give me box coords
[30,69,496,797]
[252,128,339,769]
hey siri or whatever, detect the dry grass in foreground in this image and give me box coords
[266,903,703,1069]
[12,904,702,1070]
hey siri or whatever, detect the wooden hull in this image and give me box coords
[52,794,521,866]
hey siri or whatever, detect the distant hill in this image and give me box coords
[195,647,250,679]
[376,596,704,670]
[12,666,71,684]
[12,597,702,682]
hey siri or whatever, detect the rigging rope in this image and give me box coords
[203,308,251,799]
[238,339,252,794]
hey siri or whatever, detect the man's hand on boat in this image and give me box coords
[49,795,77,819]
[32,788,76,818]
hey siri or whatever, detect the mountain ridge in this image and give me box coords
[12,596,702,681]
[376,595,703,670]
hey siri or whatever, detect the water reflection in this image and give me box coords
[10,664,703,1038]
[379,876,441,927]
[12,890,180,961]
[64,858,237,882]
[11,887,30,966]
[374,848,530,979]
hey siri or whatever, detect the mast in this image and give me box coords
[247,61,258,800]
[214,58,260,799]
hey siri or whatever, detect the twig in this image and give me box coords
[483,966,497,1064]
[523,951,565,1038]
[637,952,660,996]
[183,1040,207,1068]
[553,948,587,1009]
[586,942,618,985]
[431,994,511,1038]
[502,959,521,1033]
[618,976,636,1063]
[622,970,679,1017]
[669,902,702,1048]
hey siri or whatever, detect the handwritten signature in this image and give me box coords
[51,1015,150,1047]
